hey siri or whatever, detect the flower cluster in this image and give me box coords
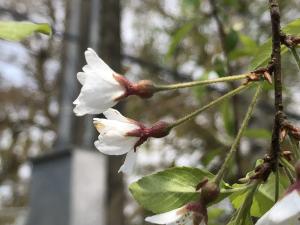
[73,48,262,225]
[73,48,217,225]
[74,48,170,175]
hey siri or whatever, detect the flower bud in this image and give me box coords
[126,121,171,150]
[114,76,156,99]
[147,121,171,138]
[199,181,220,204]
[134,80,156,98]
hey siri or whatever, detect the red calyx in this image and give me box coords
[186,202,204,213]
[186,202,208,225]
[126,121,171,151]
[114,74,156,100]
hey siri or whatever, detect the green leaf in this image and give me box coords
[224,0,238,6]
[166,22,194,59]
[129,167,210,213]
[249,39,272,70]
[226,211,253,225]
[249,18,300,69]
[0,21,52,41]
[230,172,289,217]
[225,29,239,53]
[244,128,271,139]
[283,18,300,35]
[208,208,225,225]
[182,0,201,8]
[239,34,258,50]
[129,167,232,213]
[249,40,290,70]
[229,34,258,60]
[212,56,226,76]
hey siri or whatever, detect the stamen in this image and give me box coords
[94,122,105,132]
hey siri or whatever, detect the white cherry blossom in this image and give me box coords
[93,108,170,174]
[255,190,300,225]
[145,204,206,225]
[93,108,140,174]
[73,48,125,116]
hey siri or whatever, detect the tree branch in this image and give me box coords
[280,33,300,47]
[269,0,283,202]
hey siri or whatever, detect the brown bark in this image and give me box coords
[269,0,283,166]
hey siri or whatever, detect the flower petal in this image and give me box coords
[73,71,124,116]
[255,211,272,225]
[85,48,113,74]
[94,130,138,155]
[84,48,123,85]
[145,206,186,224]
[93,118,138,133]
[103,108,132,123]
[256,190,300,225]
[93,118,106,133]
[118,150,137,174]
[77,72,86,85]
[94,138,133,155]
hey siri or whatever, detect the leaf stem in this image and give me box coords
[275,169,279,202]
[290,47,300,71]
[214,83,263,185]
[220,183,256,194]
[280,157,296,174]
[169,83,253,129]
[283,166,295,184]
[234,181,260,225]
[288,136,300,159]
[154,73,250,91]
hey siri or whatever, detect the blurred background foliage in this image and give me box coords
[0,0,299,224]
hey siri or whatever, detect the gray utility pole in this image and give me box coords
[99,1,125,225]
[26,0,107,225]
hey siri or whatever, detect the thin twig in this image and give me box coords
[154,73,250,91]
[169,83,253,129]
[214,83,263,185]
